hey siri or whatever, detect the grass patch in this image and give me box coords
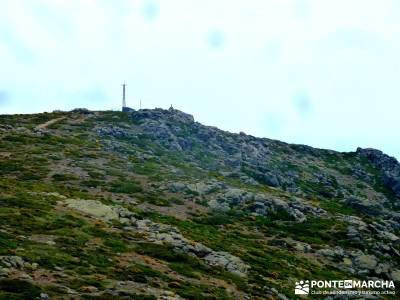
[52,173,78,181]
[0,279,42,299]
[114,262,166,283]
[137,193,170,206]
[108,181,143,194]
[103,237,128,252]
[0,232,17,255]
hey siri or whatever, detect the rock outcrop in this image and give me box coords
[63,199,249,277]
[2,108,400,299]
[357,147,400,198]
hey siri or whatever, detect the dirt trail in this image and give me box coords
[35,117,66,130]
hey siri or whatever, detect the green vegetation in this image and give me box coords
[0,110,398,299]
[133,191,171,206]
[108,180,143,194]
[0,279,42,299]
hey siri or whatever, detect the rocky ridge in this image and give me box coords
[64,198,249,277]
[0,108,399,299]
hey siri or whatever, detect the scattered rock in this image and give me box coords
[169,182,187,193]
[379,231,399,242]
[293,242,312,252]
[125,216,249,276]
[390,269,400,282]
[208,199,230,212]
[40,293,50,300]
[95,125,135,139]
[345,197,384,216]
[204,251,248,277]
[0,256,25,269]
[18,273,32,280]
[375,263,390,275]
[64,199,135,223]
[0,267,10,277]
[354,255,378,270]
[347,226,362,243]
[169,180,224,195]
[342,258,352,266]
[72,198,252,278]
[71,108,91,114]
[65,199,119,221]
[25,262,39,271]
[317,248,336,258]
[357,148,400,198]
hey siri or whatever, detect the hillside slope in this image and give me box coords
[0,108,399,299]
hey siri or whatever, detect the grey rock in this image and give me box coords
[169,182,187,193]
[317,247,345,259]
[345,197,384,216]
[18,273,32,280]
[317,248,336,257]
[127,216,249,276]
[208,199,230,212]
[375,263,390,275]
[0,267,10,277]
[133,108,194,123]
[263,174,280,187]
[0,256,25,269]
[119,217,131,225]
[390,269,400,282]
[185,181,224,195]
[354,254,378,270]
[222,188,253,205]
[95,125,135,139]
[341,215,368,228]
[379,231,399,242]
[71,108,90,114]
[122,107,134,112]
[289,208,306,222]
[347,226,362,243]
[247,194,316,222]
[277,293,289,300]
[289,199,323,216]
[203,251,248,277]
[357,148,400,198]
[352,163,372,182]
[116,207,135,219]
[40,293,50,300]
[293,242,312,252]
[65,199,118,221]
[192,243,212,257]
[65,199,137,225]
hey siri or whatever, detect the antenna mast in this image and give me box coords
[122,82,127,109]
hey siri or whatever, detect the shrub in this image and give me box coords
[104,238,128,252]
[114,262,166,283]
[52,173,78,181]
[0,279,42,298]
[137,193,170,206]
[108,181,143,194]
[0,232,17,255]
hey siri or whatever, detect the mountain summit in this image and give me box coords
[0,108,399,299]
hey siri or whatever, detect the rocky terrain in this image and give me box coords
[0,107,399,299]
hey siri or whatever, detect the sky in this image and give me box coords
[0,0,399,159]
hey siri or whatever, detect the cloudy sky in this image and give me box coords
[0,0,399,159]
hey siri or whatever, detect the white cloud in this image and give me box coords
[0,0,399,159]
